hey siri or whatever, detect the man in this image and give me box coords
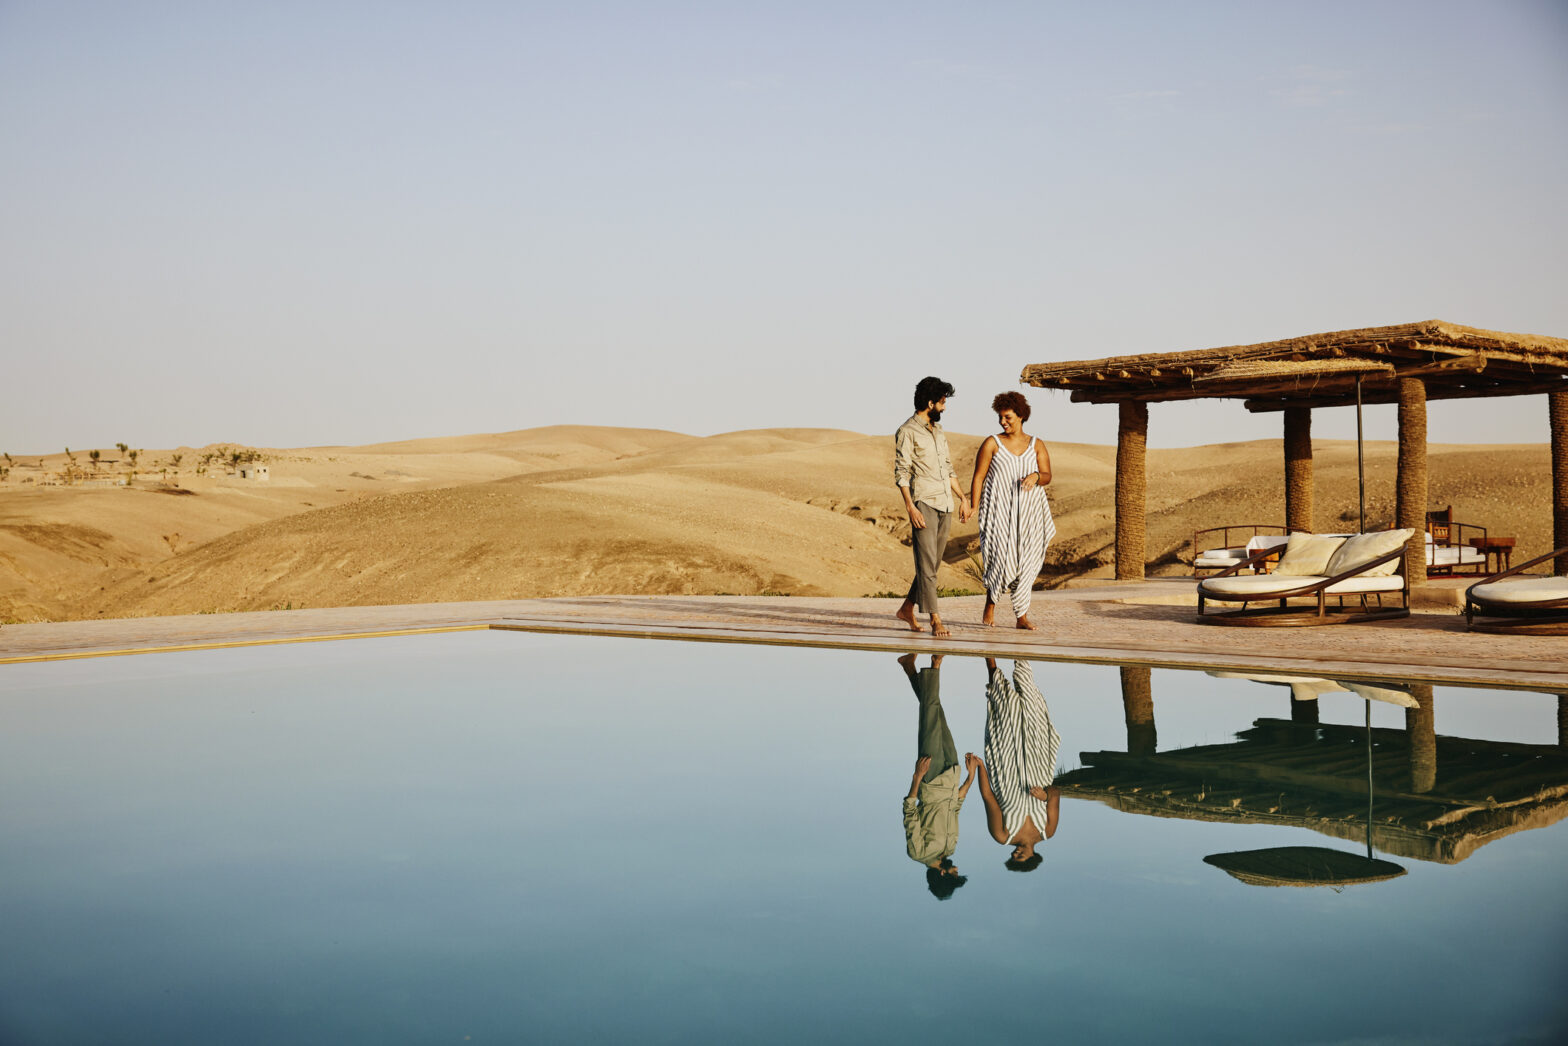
[897,653,976,900]
[894,376,971,638]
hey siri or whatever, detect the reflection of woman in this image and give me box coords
[974,658,1060,871]
[970,391,1055,629]
[898,654,975,899]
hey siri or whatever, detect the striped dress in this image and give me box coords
[977,436,1057,619]
[984,660,1061,844]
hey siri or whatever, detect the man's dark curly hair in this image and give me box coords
[913,376,955,412]
[991,391,1031,422]
[925,858,968,900]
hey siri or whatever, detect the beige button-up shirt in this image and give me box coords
[903,764,966,866]
[894,413,957,513]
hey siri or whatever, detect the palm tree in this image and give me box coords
[116,442,129,456]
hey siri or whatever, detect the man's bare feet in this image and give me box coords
[896,602,924,632]
[1015,614,1036,631]
[930,616,951,638]
[897,652,918,670]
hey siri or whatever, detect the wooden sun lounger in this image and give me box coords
[1196,544,1410,627]
[1463,547,1568,634]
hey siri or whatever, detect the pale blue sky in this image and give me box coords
[3,1,1565,453]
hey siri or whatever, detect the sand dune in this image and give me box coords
[0,427,1553,622]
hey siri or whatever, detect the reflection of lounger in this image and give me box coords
[1464,546,1568,634]
[1196,529,1413,627]
[1206,670,1418,708]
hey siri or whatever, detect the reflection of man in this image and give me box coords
[899,653,975,899]
[975,658,1060,872]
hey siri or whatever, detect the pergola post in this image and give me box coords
[1115,401,1148,580]
[1395,378,1428,584]
[1283,406,1313,533]
[1120,665,1156,755]
[1406,683,1436,794]
[1551,390,1568,574]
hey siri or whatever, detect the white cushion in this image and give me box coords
[1428,546,1485,566]
[1200,574,1328,599]
[1324,529,1415,578]
[1273,533,1347,576]
[1195,548,1247,567]
[1199,573,1404,600]
[1471,577,1568,604]
[1323,575,1405,594]
[1244,534,1291,552]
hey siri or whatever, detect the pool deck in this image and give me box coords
[2,579,1562,691]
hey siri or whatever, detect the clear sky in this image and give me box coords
[3,1,1565,454]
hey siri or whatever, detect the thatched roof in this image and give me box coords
[1021,320,1568,411]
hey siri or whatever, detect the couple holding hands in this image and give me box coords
[893,376,1057,638]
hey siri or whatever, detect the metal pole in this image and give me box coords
[1365,699,1374,859]
[1356,375,1366,533]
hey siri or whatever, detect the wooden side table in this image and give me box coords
[1469,536,1515,573]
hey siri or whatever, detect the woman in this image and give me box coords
[970,391,1056,629]
[972,658,1060,872]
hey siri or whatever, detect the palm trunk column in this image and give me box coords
[1116,401,1148,580]
[1121,666,1156,756]
[1551,390,1568,575]
[1284,406,1313,534]
[1406,683,1436,794]
[1395,378,1428,584]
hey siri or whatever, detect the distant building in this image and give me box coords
[239,464,270,481]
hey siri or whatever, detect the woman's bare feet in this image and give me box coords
[1015,614,1036,631]
[896,602,924,632]
[981,600,997,627]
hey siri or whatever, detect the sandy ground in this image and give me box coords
[0,426,1554,623]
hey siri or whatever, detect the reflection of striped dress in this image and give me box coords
[984,660,1061,844]
[977,436,1056,619]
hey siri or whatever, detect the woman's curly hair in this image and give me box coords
[991,391,1031,422]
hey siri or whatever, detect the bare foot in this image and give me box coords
[896,652,918,670]
[981,602,997,627]
[896,603,924,632]
[1015,615,1037,631]
[931,616,951,638]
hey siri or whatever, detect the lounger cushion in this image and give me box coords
[1200,574,1404,599]
[1273,533,1347,576]
[1428,545,1485,567]
[1324,529,1415,578]
[1470,577,1568,604]
[1195,548,1247,567]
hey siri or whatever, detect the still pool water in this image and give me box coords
[1,631,1564,1044]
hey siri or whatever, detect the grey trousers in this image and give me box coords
[910,666,958,781]
[905,500,952,614]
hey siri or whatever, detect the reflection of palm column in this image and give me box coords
[1290,692,1320,724]
[1121,665,1156,755]
[1405,683,1436,794]
[1559,694,1567,749]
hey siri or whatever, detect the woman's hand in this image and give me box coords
[1019,472,1039,490]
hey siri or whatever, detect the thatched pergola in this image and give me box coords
[1021,320,1568,580]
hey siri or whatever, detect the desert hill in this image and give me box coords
[0,427,1553,622]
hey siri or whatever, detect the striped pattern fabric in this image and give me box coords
[983,660,1061,844]
[977,436,1057,619]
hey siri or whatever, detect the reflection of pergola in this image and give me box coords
[1021,320,1568,579]
[1063,668,1568,865]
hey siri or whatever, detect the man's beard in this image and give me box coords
[928,408,942,424]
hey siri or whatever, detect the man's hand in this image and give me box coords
[965,753,984,776]
[909,506,927,530]
[915,755,932,775]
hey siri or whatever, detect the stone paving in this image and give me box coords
[2,581,1562,690]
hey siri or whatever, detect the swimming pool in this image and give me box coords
[1,631,1563,1043]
